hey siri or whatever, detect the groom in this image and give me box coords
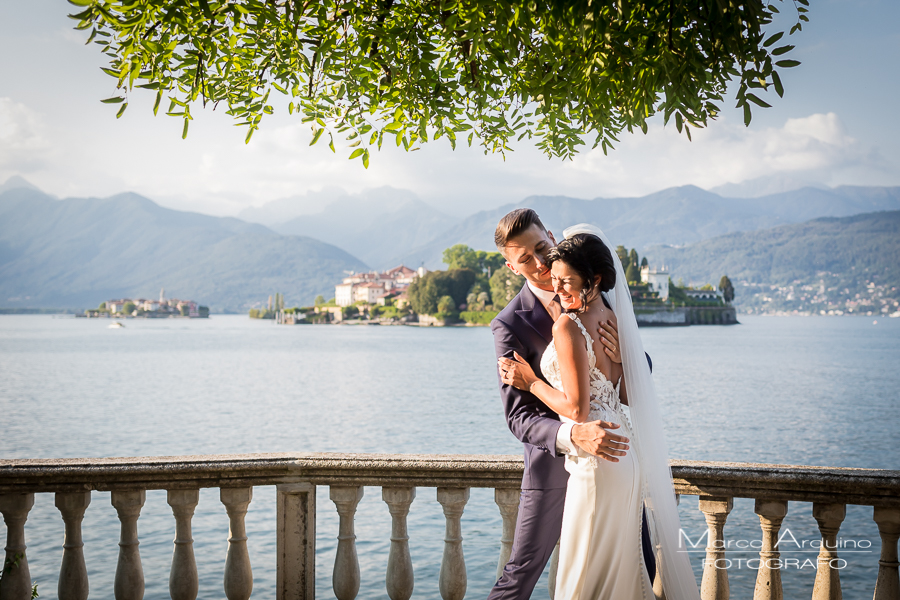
[488,208,655,599]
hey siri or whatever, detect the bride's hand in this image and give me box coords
[498,352,538,391]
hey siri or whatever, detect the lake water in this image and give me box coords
[1,315,898,599]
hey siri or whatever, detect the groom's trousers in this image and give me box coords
[487,488,658,600]
[487,487,566,600]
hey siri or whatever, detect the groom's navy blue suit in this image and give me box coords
[488,283,655,599]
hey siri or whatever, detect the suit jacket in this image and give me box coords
[491,283,568,490]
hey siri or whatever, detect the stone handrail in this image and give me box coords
[0,454,898,600]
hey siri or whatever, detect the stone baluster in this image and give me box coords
[654,495,679,600]
[753,499,788,600]
[548,540,560,600]
[436,488,469,600]
[56,492,91,600]
[0,493,35,600]
[383,487,416,600]
[493,488,519,581]
[811,503,845,600]
[277,482,316,600]
[699,496,733,600]
[221,487,253,600]
[111,490,146,600]
[330,486,364,600]
[873,507,900,600]
[168,490,200,600]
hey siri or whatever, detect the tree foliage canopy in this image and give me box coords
[442,244,505,274]
[489,266,525,310]
[407,268,476,315]
[69,0,808,165]
[719,274,735,303]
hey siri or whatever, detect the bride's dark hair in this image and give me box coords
[546,233,617,310]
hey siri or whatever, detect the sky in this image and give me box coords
[0,0,898,217]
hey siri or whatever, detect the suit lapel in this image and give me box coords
[515,284,554,344]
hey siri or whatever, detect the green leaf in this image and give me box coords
[101,96,125,104]
[182,119,189,139]
[745,93,772,108]
[153,91,162,116]
[348,148,365,160]
[116,102,127,118]
[772,71,784,98]
[310,128,324,146]
[763,32,784,47]
[771,45,795,56]
[362,149,370,169]
[198,0,213,19]
[775,59,801,68]
[743,103,752,126]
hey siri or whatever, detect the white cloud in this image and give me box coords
[5,100,891,219]
[0,98,52,175]
[164,111,882,215]
[562,112,874,197]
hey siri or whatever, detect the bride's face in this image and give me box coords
[551,261,588,310]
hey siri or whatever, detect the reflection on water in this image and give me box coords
[1,315,897,598]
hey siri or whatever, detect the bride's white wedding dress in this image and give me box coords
[541,312,654,600]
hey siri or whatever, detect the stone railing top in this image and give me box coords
[0,453,897,506]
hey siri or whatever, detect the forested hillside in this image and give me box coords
[0,188,366,310]
[646,211,900,315]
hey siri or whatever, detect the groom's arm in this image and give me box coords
[491,318,563,456]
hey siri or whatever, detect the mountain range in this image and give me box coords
[645,210,900,287]
[235,183,900,271]
[389,185,900,269]
[0,186,365,310]
[2,176,898,310]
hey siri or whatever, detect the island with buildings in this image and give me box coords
[251,244,736,327]
[82,289,209,318]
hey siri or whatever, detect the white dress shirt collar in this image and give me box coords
[527,281,557,309]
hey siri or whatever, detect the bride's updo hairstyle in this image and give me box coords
[546,233,617,310]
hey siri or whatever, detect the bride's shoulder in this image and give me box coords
[551,313,581,338]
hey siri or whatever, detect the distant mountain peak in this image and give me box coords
[0,175,42,195]
[710,175,829,198]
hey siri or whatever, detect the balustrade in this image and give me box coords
[437,487,469,600]
[221,487,254,600]
[0,493,33,600]
[0,454,897,600]
[383,487,415,600]
[167,489,199,600]
[111,490,144,600]
[699,496,733,600]
[329,486,363,600]
[812,503,845,600]
[55,492,90,600]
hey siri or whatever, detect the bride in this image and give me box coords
[498,224,700,600]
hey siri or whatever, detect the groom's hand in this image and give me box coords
[571,421,629,462]
[598,319,621,364]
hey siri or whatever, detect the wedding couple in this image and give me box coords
[488,209,699,600]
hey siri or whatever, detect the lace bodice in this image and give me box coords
[540,313,627,426]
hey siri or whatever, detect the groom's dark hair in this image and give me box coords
[494,208,548,253]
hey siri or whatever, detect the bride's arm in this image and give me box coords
[499,317,592,422]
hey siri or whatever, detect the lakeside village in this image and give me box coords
[250,245,737,327]
[80,289,209,319]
